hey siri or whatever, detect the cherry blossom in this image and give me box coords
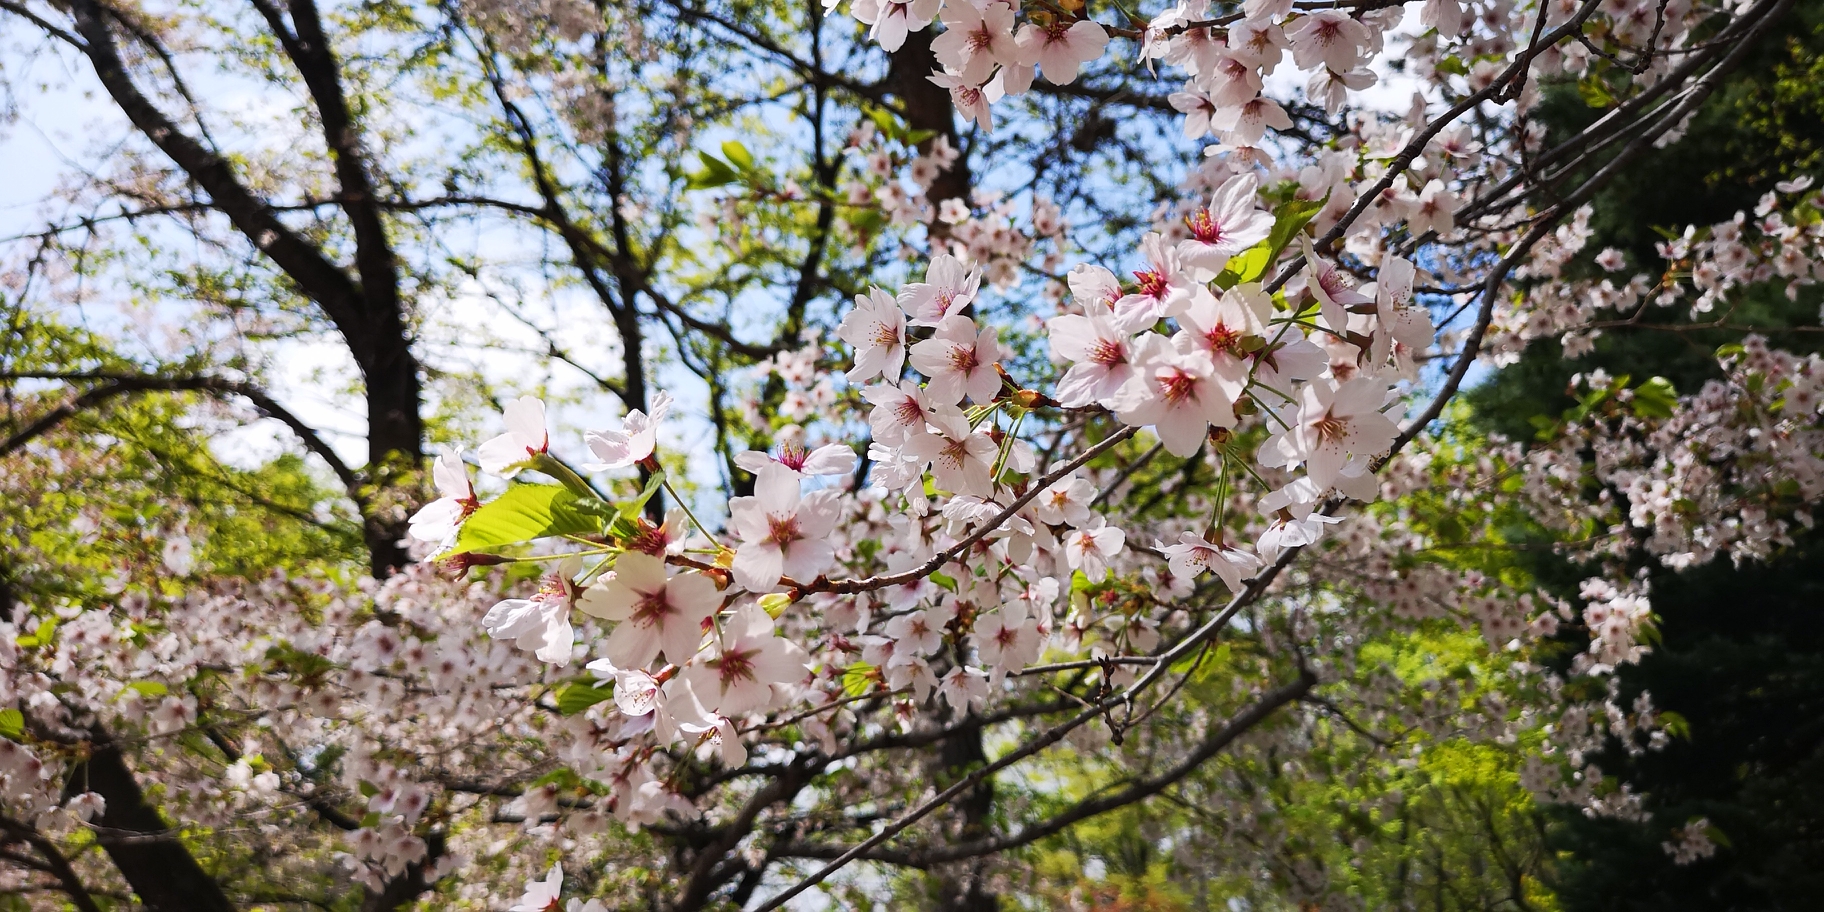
[1285,10,1371,72]
[1162,532,1262,591]
[938,665,989,710]
[1064,515,1126,582]
[908,314,1004,405]
[679,604,809,716]
[509,863,563,911]
[727,464,841,592]
[1174,283,1269,401]
[837,287,907,382]
[1034,472,1097,526]
[408,449,478,544]
[1048,302,1138,408]
[583,392,674,471]
[862,380,941,446]
[1300,235,1373,332]
[477,395,549,476]
[903,410,998,497]
[931,1,1017,84]
[1014,18,1108,86]
[897,253,981,326]
[928,72,997,132]
[1178,173,1273,281]
[579,552,721,669]
[734,442,858,478]
[850,0,940,52]
[1212,95,1293,145]
[1114,334,1239,457]
[483,562,580,664]
[1114,233,1211,332]
[1287,377,1401,491]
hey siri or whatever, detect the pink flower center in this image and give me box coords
[1159,368,1199,405]
[1312,410,1349,445]
[1318,265,1352,298]
[1089,338,1126,368]
[947,344,981,374]
[632,589,676,626]
[777,444,809,471]
[1185,209,1226,245]
[715,646,757,686]
[535,576,568,604]
[968,24,996,53]
[872,321,902,348]
[626,518,672,556]
[892,397,927,426]
[767,513,802,547]
[1204,322,1243,355]
[939,435,972,468]
[1133,269,1169,300]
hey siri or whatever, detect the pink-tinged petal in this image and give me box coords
[667,572,722,619]
[1154,414,1209,458]
[800,443,857,476]
[613,551,669,592]
[752,639,811,684]
[476,433,531,475]
[754,463,802,515]
[407,499,464,542]
[732,544,784,593]
[431,450,470,498]
[658,615,705,667]
[781,538,837,583]
[726,495,767,541]
[577,581,637,621]
[795,489,845,537]
[604,619,662,670]
[502,396,547,449]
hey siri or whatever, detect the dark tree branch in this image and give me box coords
[0,371,366,508]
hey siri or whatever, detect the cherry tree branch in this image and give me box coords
[0,371,366,506]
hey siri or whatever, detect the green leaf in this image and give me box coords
[865,107,902,142]
[841,662,878,698]
[686,152,739,189]
[1630,376,1679,419]
[1212,197,1324,290]
[16,617,57,648]
[1578,74,1613,108]
[928,571,958,593]
[1658,710,1693,740]
[720,140,754,171]
[1434,55,1469,76]
[533,767,584,790]
[555,680,614,715]
[119,681,169,700]
[618,468,667,521]
[1266,195,1327,260]
[454,484,606,554]
[1214,242,1273,289]
[357,780,380,798]
[0,708,22,741]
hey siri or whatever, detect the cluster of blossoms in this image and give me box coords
[1495,177,1824,358]
[3,0,1810,903]
[407,158,1453,820]
[0,565,564,897]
